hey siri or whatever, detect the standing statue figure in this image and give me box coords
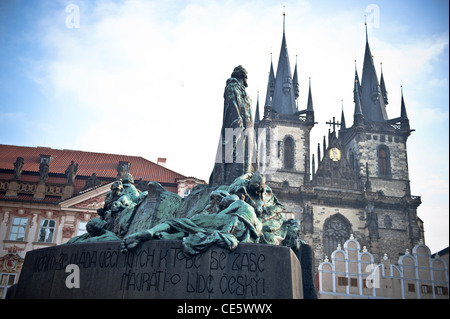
[209,65,258,187]
[65,160,78,185]
[39,161,49,182]
[82,173,101,191]
[13,157,24,180]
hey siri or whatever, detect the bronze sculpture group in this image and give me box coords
[67,66,305,258]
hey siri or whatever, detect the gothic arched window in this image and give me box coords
[284,136,295,169]
[349,150,355,171]
[323,214,352,258]
[377,145,390,176]
[384,215,392,229]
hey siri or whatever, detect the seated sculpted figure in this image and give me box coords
[228,172,286,245]
[121,193,262,255]
[97,174,148,233]
[97,181,127,230]
[120,173,147,204]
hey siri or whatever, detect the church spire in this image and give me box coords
[354,79,364,126]
[307,77,314,111]
[353,60,361,103]
[360,21,388,122]
[293,55,299,99]
[380,62,388,105]
[268,53,275,98]
[255,91,261,124]
[264,74,272,108]
[340,100,346,130]
[264,53,276,110]
[400,85,408,120]
[270,10,297,114]
[400,85,411,133]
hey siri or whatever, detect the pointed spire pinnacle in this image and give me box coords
[360,21,388,122]
[354,79,363,116]
[364,16,369,43]
[269,53,275,98]
[293,55,299,99]
[340,100,346,130]
[264,72,272,107]
[353,60,361,102]
[306,77,314,111]
[380,62,388,105]
[271,10,297,114]
[317,143,321,162]
[283,6,286,34]
[400,85,408,119]
[265,54,276,107]
[255,91,261,123]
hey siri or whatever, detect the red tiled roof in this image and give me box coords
[0,144,185,194]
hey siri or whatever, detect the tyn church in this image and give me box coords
[255,14,423,267]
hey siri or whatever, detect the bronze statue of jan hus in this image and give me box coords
[209,65,258,187]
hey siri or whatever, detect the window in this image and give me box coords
[377,146,390,176]
[384,215,392,229]
[338,277,348,286]
[0,273,16,299]
[421,284,432,294]
[349,151,355,171]
[38,219,56,243]
[350,278,358,287]
[323,214,351,258]
[9,217,28,241]
[283,136,295,169]
[378,148,387,174]
[408,283,416,292]
[435,286,448,295]
[77,221,88,236]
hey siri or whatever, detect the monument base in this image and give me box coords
[10,240,303,299]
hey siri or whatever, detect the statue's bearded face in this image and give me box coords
[242,75,248,87]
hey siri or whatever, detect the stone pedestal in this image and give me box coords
[11,240,303,299]
[62,184,75,200]
[5,180,19,197]
[33,182,46,200]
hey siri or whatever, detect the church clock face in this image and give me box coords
[329,147,341,161]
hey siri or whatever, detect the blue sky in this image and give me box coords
[0,0,448,253]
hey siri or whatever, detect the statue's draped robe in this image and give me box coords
[209,77,257,187]
[154,199,262,255]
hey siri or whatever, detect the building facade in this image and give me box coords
[0,144,202,298]
[318,236,448,299]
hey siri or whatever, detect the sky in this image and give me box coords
[0,0,448,254]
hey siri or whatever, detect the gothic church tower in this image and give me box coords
[256,16,423,267]
[340,23,414,198]
[308,23,422,265]
[256,13,314,197]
